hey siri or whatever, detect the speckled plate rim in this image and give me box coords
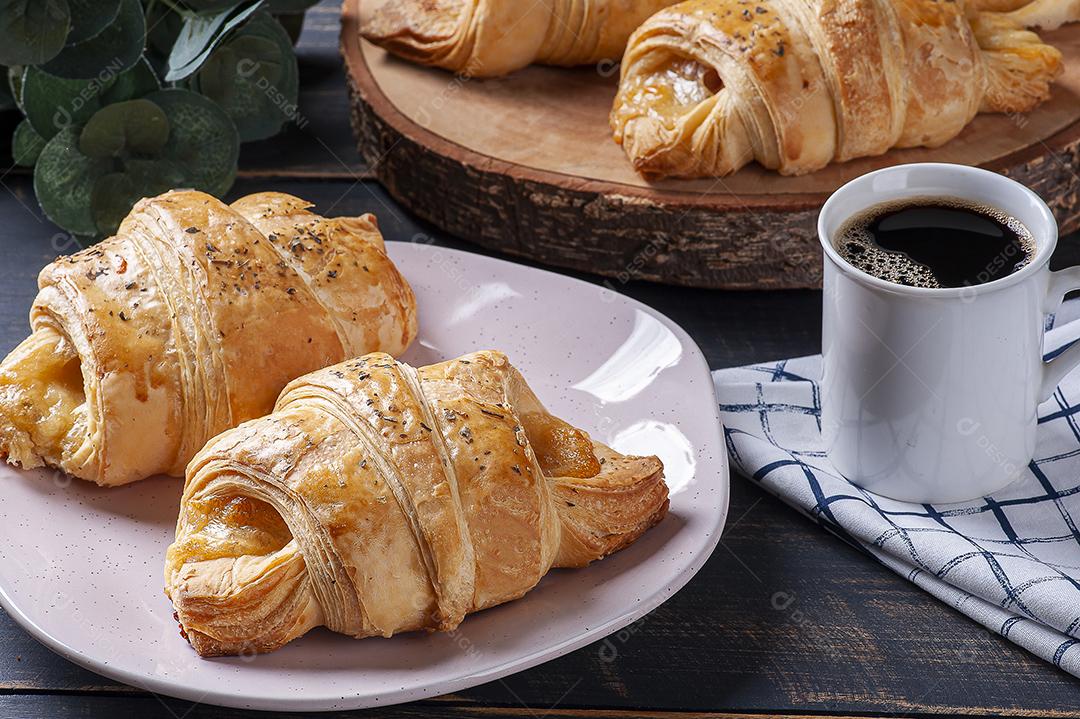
[0,242,729,712]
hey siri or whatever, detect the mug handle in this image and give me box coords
[1041,267,1080,401]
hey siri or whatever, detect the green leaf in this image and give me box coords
[34,127,111,235]
[165,1,263,82]
[99,57,159,104]
[89,159,186,235]
[89,172,138,235]
[123,157,187,190]
[7,65,23,110]
[41,0,145,79]
[79,99,169,159]
[66,0,122,44]
[193,12,298,142]
[22,59,158,141]
[147,88,238,197]
[12,119,45,166]
[0,0,70,66]
[21,66,111,140]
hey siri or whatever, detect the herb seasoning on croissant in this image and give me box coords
[165,350,669,657]
[0,190,417,486]
[611,0,1078,177]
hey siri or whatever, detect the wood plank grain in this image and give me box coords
[0,694,1078,719]
[2,177,1080,716]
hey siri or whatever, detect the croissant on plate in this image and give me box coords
[361,0,681,76]
[0,191,417,486]
[611,0,1080,177]
[165,350,669,656]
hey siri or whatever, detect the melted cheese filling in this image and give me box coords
[173,409,599,570]
[615,56,723,130]
[172,494,294,566]
[167,401,601,592]
[0,326,88,469]
[520,411,601,479]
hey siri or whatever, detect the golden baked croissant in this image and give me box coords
[361,0,681,76]
[165,350,669,656]
[0,191,417,487]
[610,0,1079,177]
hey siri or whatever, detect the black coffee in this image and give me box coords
[834,196,1035,288]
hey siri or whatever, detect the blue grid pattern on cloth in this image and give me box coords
[713,310,1080,678]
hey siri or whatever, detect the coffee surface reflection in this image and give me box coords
[835,196,1034,289]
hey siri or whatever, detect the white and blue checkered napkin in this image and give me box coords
[713,302,1080,677]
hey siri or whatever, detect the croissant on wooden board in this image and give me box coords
[165,350,669,657]
[360,0,682,76]
[0,191,417,487]
[610,0,1080,178]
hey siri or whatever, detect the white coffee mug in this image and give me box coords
[819,163,1080,503]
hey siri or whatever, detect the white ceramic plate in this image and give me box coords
[0,243,728,712]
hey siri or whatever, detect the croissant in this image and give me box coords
[164,350,669,657]
[610,0,1080,177]
[0,191,417,487]
[361,0,681,77]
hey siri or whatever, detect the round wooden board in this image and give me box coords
[341,0,1080,289]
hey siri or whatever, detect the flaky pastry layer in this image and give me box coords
[166,350,669,656]
[0,190,417,486]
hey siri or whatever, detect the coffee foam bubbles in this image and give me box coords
[834,197,1034,289]
[837,230,941,288]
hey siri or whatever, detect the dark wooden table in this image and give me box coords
[1,3,1079,717]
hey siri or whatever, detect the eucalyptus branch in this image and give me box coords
[0,0,318,238]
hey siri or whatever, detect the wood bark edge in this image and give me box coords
[340,1,1080,289]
